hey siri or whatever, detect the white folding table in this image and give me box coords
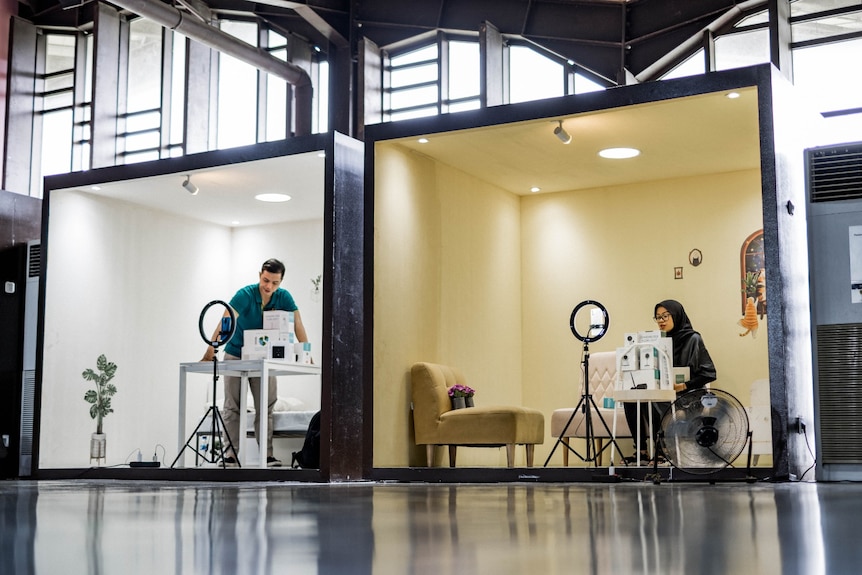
[177,359,321,468]
[610,388,676,467]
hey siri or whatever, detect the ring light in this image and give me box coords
[569,300,609,343]
[198,300,236,348]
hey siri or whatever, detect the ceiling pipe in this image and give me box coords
[110,0,313,135]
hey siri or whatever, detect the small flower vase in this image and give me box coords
[451,396,466,410]
[465,396,474,408]
[90,433,106,466]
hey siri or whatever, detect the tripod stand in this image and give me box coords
[171,303,239,469]
[543,341,627,467]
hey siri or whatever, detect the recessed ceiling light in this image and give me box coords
[91,186,101,191]
[255,193,291,203]
[317,152,326,158]
[530,186,541,193]
[726,91,741,99]
[231,221,240,226]
[598,147,640,159]
[417,138,429,144]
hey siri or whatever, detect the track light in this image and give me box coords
[554,121,572,144]
[182,175,199,196]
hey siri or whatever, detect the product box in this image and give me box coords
[625,368,661,390]
[616,347,639,371]
[638,330,666,343]
[263,310,295,332]
[295,341,312,364]
[639,346,659,370]
[623,332,639,345]
[242,329,280,360]
[672,367,690,386]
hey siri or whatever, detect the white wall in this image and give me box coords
[38,190,323,468]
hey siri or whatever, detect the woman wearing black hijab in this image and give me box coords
[622,299,717,464]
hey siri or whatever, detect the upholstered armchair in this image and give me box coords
[411,362,545,467]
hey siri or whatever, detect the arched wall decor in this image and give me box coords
[741,229,766,317]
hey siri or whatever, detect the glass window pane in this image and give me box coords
[45,73,73,93]
[390,107,438,121]
[267,78,287,141]
[390,85,438,109]
[575,73,605,94]
[448,41,479,100]
[793,38,862,112]
[792,0,862,17]
[45,34,75,75]
[736,10,769,26]
[315,60,329,134]
[792,13,862,43]
[268,30,287,49]
[715,28,770,71]
[43,92,73,110]
[127,18,163,114]
[125,150,160,164]
[391,44,438,67]
[217,51,258,149]
[447,99,480,113]
[41,109,73,176]
[221,20,258,44]
[170,31,185,147]
[391,63,437,89]
[661,50,705,79]
[125,131,160,151]
[508,45,564,104]
[126,111,160,132]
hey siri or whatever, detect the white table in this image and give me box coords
[610,388,676,467]
[177,359,321,468]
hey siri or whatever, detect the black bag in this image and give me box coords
[292,411,321,469]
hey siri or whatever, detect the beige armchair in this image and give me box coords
[411,362,545,467]
[550,350,631,466]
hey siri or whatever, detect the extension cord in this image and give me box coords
[130,461,160,468]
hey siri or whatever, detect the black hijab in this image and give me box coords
[655,299,716,389]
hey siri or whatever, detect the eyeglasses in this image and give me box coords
[653,312,672,322]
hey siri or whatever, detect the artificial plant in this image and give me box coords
[82,354,118,435]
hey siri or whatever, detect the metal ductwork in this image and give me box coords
[110,0,313,135]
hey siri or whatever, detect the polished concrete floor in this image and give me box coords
[1,479,861,575]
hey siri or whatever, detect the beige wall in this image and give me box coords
[375,140,768,467]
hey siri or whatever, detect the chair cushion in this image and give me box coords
[551,406,630,439]
[436,405,545,445]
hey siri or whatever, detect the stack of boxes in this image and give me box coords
[241,310,312,364]
[615,330,685,391]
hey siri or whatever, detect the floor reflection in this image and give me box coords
[1,480,860,574]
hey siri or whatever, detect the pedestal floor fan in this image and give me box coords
[657,388,750,475]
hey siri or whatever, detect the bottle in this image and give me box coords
[200,435,209,455]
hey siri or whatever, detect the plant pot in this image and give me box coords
[90,433,106,466]
[451,397,466,410]
[465,396,474,408]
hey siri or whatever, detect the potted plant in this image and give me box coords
[447,384,476,409]
[82,354,118,465]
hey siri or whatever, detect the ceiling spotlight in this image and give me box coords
[182,175,199,195]
[554,121,572,144]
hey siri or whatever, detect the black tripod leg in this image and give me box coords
[543,395,587,467]
[585,395,629,466]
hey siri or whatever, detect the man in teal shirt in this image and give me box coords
[203,258,309,467]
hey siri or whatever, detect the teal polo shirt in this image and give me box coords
[223,284,298,357]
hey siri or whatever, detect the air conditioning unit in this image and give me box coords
[19,240,40,477]
[807,142,862,481]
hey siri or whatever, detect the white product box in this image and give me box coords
[263,310,295,333]
[638,330,665,343]
[295,341,312,364]
[623,332,639,345]
[617,347,639,371]
[625,368,661,390]
[672,367,690,386]
[242,329,280,360]
[639,346,659,370]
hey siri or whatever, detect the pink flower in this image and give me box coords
[448,384,475,398]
